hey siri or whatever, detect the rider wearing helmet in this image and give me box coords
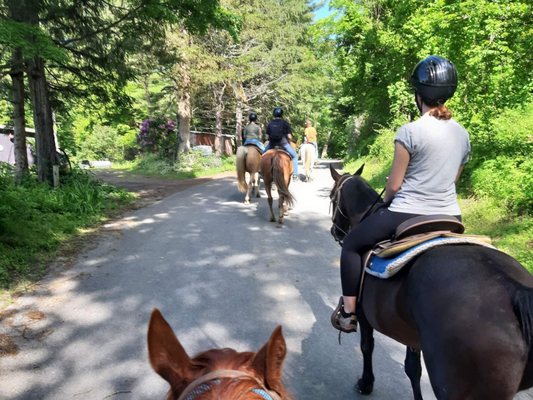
[263,107,299,180]
[304,120,319,161]
[242,112,265,153]
[331,56,471,333]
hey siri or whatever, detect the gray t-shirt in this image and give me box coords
[389,113,471,215]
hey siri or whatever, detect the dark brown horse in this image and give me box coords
[329,164,533,400]
[260,149,295,225]
[148,309,291,400]
[236,145,262,204]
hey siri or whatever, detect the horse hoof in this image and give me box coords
[244,200,250,205]
[355,379,374,395]
[270,218,276,222]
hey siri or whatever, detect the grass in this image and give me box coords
[0,168,134,298]
[113,152,235,179]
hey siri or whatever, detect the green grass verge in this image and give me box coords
[113,152,235,179]
[0,168,134,295]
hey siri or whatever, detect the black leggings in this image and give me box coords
[340,209,461,296]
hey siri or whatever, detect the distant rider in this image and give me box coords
[304,120,319,161]
[242,112,264,153]
[263,107,298,181]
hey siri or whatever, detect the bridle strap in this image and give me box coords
[330,174,385,245]
[177,369,282,400]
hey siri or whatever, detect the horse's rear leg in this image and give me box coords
[253,172,260,198]
[277,196,284,225]
[265,188,275,222]
[405,347,423,400]
[356,313,375,394]
[244,173,252,204]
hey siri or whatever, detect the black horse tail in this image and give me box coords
[513,286,533,348]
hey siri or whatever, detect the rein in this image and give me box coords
[177,369,282,400]
[330,174,353,244]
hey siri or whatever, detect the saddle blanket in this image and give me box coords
[366,236,496,279]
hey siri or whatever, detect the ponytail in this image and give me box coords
[429,104,452,120]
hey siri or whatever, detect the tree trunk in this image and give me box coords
[177,68,191,153]
[10,48,29,183]
[213,84,226,156]
[235,100,243,147]
[27,56,57,184]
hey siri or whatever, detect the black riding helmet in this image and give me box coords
[410,55,457,103]
[273,107,283,118]
[248,112,257,122]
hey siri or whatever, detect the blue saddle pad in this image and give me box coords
[366,236,494,279]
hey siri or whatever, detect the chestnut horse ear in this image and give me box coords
[147,309,194,391]
[354,164,365,176]
[251,325,287,394]
[329,163,342,182]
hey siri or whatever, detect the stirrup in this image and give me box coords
[330,296,357,334]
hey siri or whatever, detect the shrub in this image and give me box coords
[471,156,532,214]
[137,117,178,160]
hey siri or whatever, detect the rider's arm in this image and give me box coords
[455,165,464,184]
[384,141,410,204]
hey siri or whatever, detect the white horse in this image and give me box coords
[299,142,316,182]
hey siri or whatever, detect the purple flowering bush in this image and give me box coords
[137,117,178,159]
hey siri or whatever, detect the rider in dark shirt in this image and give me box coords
[263,107,298,180]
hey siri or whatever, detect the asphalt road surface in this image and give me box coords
[1,161,532,400]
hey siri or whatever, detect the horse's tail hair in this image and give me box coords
[236,146,248,193]
[513,286,533,348]
[273,154,295,208]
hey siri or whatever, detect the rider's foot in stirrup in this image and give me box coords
[331,296,357,333]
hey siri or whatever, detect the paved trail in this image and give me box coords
[1,162,532,399]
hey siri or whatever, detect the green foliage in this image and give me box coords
[76,125,122,161]
[0,20,68,62]
[471,156,532,214]
[461,197,533,272]
[0,167,133,288]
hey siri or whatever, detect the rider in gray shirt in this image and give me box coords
[390,113,470,215]
[331,56,471,334]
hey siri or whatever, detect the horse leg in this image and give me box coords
[277,195,284,225]
[356,312,375,395]
[405,347,423,400]
[265,186,275,222]
[244,172,252,204]
[254,172,261,198]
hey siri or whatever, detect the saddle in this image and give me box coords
[265,146,294,159]
[362,215,493,281]
[245,143,264,153]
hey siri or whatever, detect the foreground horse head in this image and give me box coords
[148,309,290,400]
[236,145,262,204]
[260,150,295,225]
[329,164,533,399]
[299,143,315,182]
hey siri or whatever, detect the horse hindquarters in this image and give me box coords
[408,247,531,400]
